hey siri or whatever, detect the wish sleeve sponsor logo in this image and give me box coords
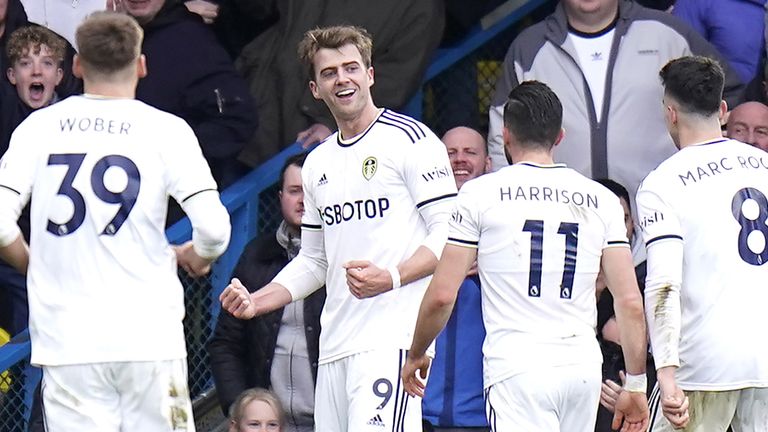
[421,165,451,182]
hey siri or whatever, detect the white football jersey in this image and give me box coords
[637,138,768,391]
[448,162,629,388]
[296,109,457,364]
[0,95,219,365]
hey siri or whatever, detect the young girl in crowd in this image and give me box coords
[228,388,285,432]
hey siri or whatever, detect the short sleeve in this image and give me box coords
[300,159,322,231]
[161,116,219,203]
[402,131,458,210]
[447,186,480,248]
[602,193,631,249]
[0,122,39,201]
[636,182,683,248]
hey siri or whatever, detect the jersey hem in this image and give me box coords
[679,381,768,391]
[484,359,603,389]
[31,352,188,367]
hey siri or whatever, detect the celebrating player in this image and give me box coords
[0,12,230,431]
[219,25,457,431]
[638,55,768,431]
[402,81,649,431]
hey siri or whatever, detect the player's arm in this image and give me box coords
[164,118,231,275]
[602,247,647,375]
[344,197,454,299]
[220,227,327,319]
[221,167,328,318]
[636,187,690,428]
[178,189,231,276]
[0,126,36,275]
[402,243,476,397]
[644,239,689,427]
[0,189,29,274]
[601,246,651,431]
[346,135,457,298]
[403,186,479,397]
[0,234,29,275]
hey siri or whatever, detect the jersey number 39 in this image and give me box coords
[47,153,140,236]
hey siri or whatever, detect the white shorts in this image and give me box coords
[314,349,423,432]
[41,359,194,432]
[649,385,768,432]
[485,363,601,431]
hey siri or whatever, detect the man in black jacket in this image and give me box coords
[208,152,325,432]
[122,0,256,189]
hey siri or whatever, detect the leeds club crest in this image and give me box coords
[362,156,377,180]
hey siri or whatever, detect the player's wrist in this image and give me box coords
[623,373,648,393]
[388,266,401,289]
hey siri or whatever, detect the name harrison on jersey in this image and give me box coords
[499,185,599,209]
[318,198,390,226]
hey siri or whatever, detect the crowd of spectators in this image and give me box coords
[3,0,768,430]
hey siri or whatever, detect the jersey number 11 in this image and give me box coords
[522,220,579,300]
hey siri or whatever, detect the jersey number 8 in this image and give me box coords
[732,187,768,265]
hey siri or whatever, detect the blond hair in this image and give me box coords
[297,25,373,79]
[228,388,285,430]
[75,11,143,77]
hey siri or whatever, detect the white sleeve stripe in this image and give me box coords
[181,188,217,203]
[607,240,630,246]
[301,223,322,231]
[416,193,458,209]
[0,184,20,195]
[646,234,683,246]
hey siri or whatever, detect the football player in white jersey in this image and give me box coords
[402,81,650,432]
[219,25,457,431]
[0,12,231,432]
[637,56,768,431]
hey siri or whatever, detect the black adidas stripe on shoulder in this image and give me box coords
[448,237,479,246]
[0,184,21,195]
[376,118,416,143]
[416,193,458,209]
[181,188,217,203]
[646,234,683,246]
[381,111,426,140]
